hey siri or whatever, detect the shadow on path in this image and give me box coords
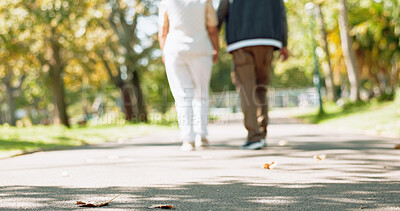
[1,180,400,210]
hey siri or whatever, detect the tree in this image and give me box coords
[338,0,360,102]
[96,0,160,122]
[346,0,399,98]
[0,1,30,125]
[22,0,106,127]
[316,2,336,101]
[22,0,78,127]
[2,67,25,126]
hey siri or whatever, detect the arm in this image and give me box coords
[206,0,219,63]
[207,26,219,63]
[158,1,169,63]
[280,0,289,61]
[217,0,229,30]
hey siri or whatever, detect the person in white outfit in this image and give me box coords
[158,0,219,151]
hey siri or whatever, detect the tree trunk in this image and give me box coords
[131,71,147,122]
[377,67,388,95]
[106,1,148,123]
[100,54,144,122]
[5,83,16,126]
[119,83,136,121]
[52,94,61,125]
[4,70,17,126]
[49,29,70,127]
[49,75,70,127]
[0,111,5,124]
[338,0,360,102]
[118,73,147,123]
[316,3,336,101]
[391,56,399,94]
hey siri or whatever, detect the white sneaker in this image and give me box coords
[181,141,195,151]
[195,137,210,148]
[240,139,266,150]
[261,138,267,147]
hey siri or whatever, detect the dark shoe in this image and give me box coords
[240,139,265,150]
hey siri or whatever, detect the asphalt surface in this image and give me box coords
[1,115,400,210]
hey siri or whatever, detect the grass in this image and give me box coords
[293,99,400,138]
[0,123,176,159]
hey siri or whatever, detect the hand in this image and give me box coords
[280,47,289,61]
[212,49,219,64]
[162,54,165,64]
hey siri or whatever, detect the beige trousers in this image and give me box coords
[231,46,275,142]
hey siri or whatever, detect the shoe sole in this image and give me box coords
[196,144,210,148]
[181,147,195,151]
[240,142,264,150]
[181,142,195,151]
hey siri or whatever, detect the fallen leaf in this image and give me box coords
[394,145,400,149]
[61,171,71,177]
[263,161,277,169]
[313,154,326,161]
[148,204,176,209]
[360,205,367,209]
[76,193,122,207]
[278,140,288,146]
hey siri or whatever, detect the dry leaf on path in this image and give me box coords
[263,161,277,169]
[394,145,400,149]
[61,171,71,177]
[278,140,288,146]
[148,204,176,209]
[313,154,326,161]
[76,200,108,207]
[76,193,122,207]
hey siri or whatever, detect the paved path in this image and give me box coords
[1,116,400,210]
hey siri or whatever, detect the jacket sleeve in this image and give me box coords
[217,0,229,30]
[281,0,288,47]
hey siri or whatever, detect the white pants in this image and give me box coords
[165,54,212,142]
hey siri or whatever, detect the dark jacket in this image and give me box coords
[217,0,288,52]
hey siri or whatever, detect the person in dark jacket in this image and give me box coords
[217,0,289,150]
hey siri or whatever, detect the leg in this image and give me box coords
[231,48,264,142]
[252,46,274,139]
[187,56,213,139]
[164,55,195,143]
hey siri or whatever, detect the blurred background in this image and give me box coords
[0,0,399,132]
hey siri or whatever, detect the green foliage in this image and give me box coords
[211,47,235,92]
[272,67,313,88]
[295,99,400,137]
[1,0,399,126]
[0,123,174,158]
[142,61,174,115]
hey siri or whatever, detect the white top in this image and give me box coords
[159,0,218,56]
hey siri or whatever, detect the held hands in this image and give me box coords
[280,47,289,61]
[212,49,219,64]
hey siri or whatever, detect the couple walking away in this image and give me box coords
[158,0,289,151]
